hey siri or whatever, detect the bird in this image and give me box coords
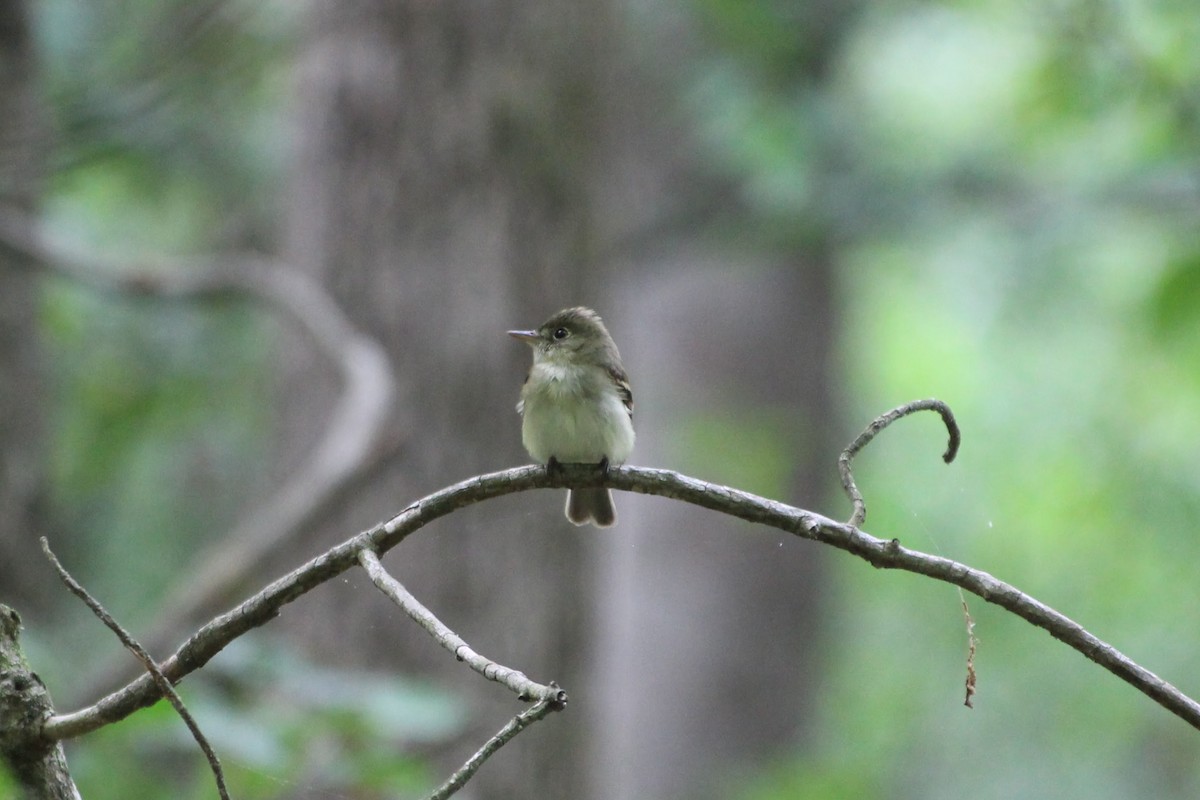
[509,307,635,527]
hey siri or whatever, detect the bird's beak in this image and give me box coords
[508,329,539,343]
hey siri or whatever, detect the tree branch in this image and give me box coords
[39,538,230,800]
[425,699,561,800]
[40,461,1200,740]
[358,549,567,705]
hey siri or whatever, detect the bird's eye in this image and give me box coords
[553,327,569,340]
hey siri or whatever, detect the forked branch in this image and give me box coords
[359,548,566,798]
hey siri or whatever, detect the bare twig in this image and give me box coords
[839,398,961,527]
[41,462,1200,740]
[358,549,567,705]
[426,699,562,800]
[39,538,230,800]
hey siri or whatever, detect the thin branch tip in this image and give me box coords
[425,699,563,800]
[931,399,961,463]
[838,399,962,527]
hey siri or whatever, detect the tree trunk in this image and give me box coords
[596,255,836,800]
[0,0,51,614]
[280,1,615,796]
[0,607,80,799]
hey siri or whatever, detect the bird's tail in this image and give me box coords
[566,488,616,528]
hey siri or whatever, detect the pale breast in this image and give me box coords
[520,365,635,464]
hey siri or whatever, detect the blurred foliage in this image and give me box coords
[60,637,459,799]
[0,637,460,800]
[40,283,274,626]
[35,0,296,249]
[673,410,799,500]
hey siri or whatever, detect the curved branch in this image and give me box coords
[134,253,397,654]
[41,463,1200,740]
[839,398,961,526]
[0,207,398,685]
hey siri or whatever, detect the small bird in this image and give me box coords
[509,307,635,527]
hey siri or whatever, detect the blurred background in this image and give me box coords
[2,0,1200,797]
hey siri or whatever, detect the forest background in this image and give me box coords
[2,0,1200,798]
